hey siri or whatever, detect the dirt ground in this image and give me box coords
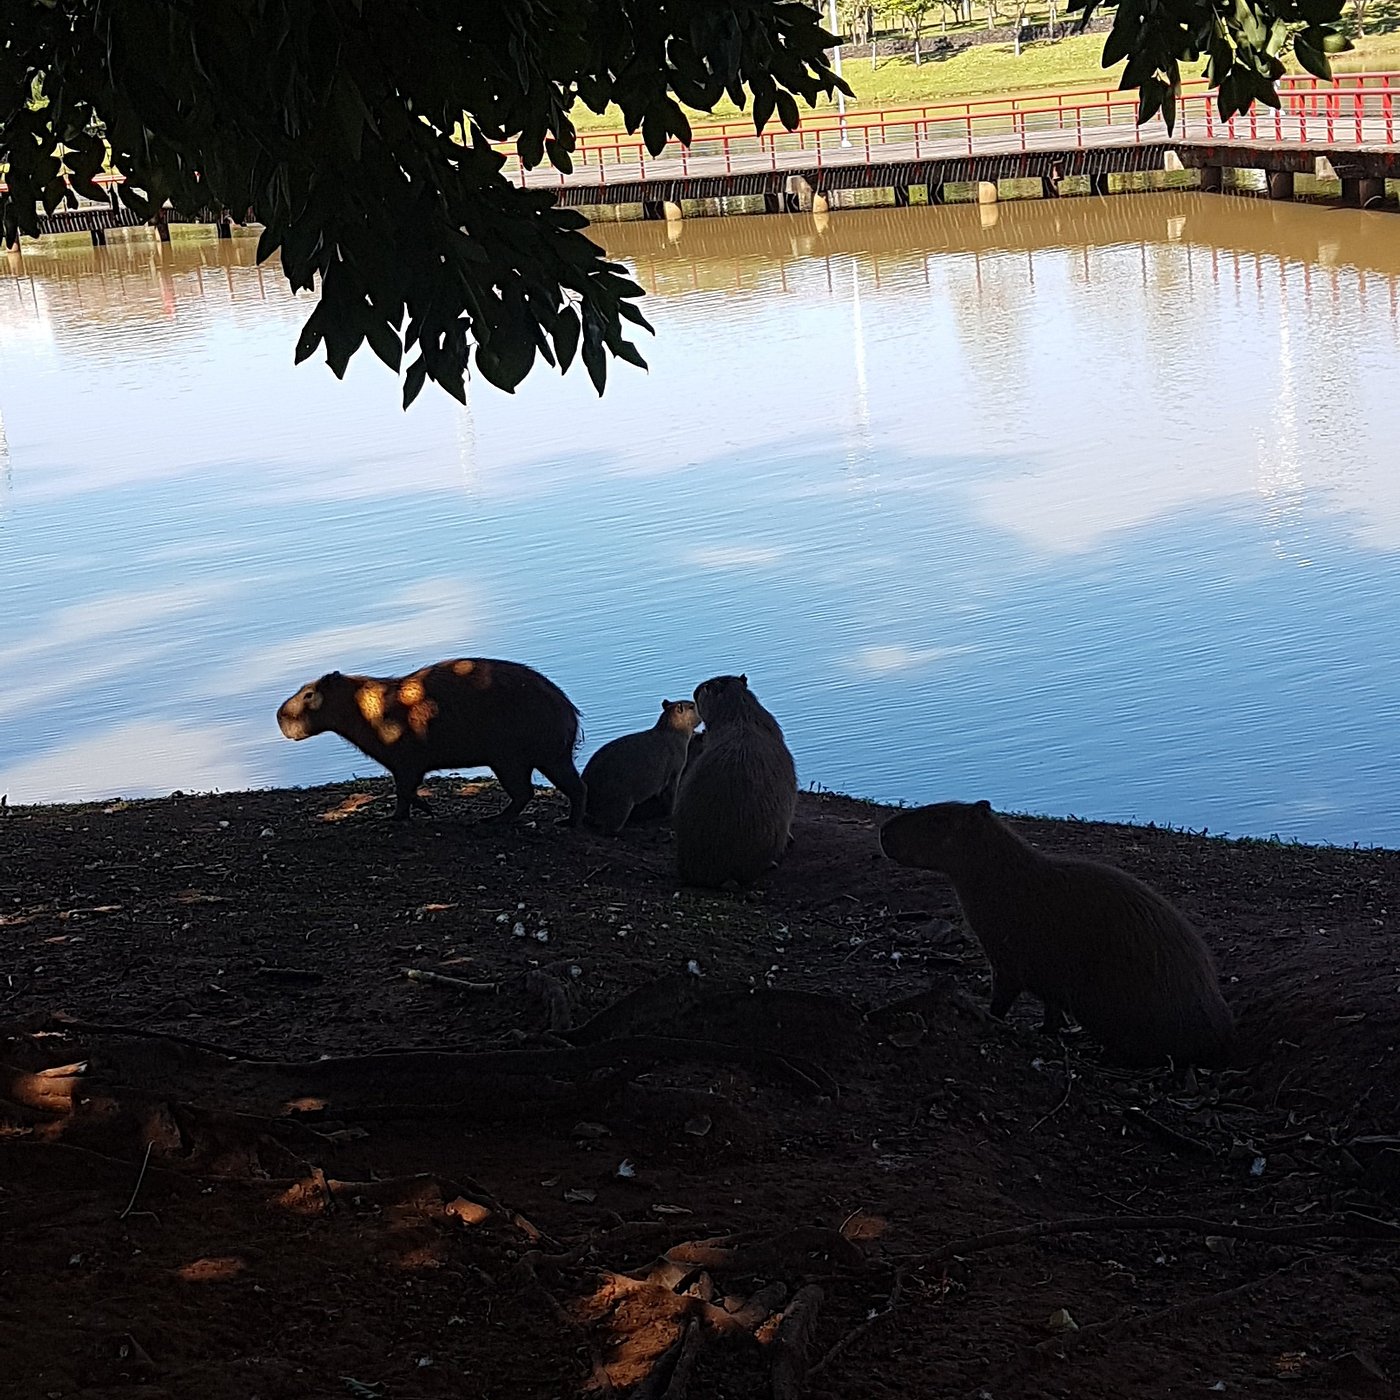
[2,780,1398,1400]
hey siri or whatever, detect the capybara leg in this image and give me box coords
[989,972,1023,1020]
[1041,1001,1069,1033]
[391,773,426,821]
[541,758,586,828]
[483,763,534,824]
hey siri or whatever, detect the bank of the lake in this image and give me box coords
[3,778,1397,1397]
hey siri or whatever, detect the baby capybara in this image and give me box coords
[673,674,796,888]
[880,800,1233,1066]
[277,657,586,825]
[583,699,702,834]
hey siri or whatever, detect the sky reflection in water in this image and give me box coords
[0,192,1397,845]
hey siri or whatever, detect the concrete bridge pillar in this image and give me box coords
[662,200,683,221]
[976,180,998,205]
[926,181,946,205]
[1267,170,1295,201]
[1341,176,1386,208]
[1198,165,1224,193]
[1089,171,1112,196]
[1040,175,1060,199]
[893,184,911,207]
[811,191,831,215]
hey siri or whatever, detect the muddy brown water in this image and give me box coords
[1,192,1397,844]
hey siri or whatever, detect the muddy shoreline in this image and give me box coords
[3,780,1397,1398]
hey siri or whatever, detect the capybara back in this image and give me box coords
[584,699,700,833]
[880,800,1232,1066]
[277,657,585,824]
[673,674,796,888]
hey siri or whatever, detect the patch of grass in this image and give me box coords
[570,33,1118,137]
[567,27,1400,139]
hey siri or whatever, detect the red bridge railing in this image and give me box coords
[5,75,1398,209]
[501,73,1400,190]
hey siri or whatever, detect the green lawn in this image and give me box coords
[567,28,1400,139]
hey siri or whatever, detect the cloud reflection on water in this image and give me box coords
[1,196,1398,841]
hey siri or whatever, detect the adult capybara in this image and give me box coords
[880,800,1233,1067]
[583,699,701,834]
[277,658,586,825]
[673,674,797,888]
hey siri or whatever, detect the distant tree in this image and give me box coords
[890,0,937,62]
[1350,0,1372,34]
[0,0,1352,406]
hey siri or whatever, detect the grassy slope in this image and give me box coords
[567,29,1400,138]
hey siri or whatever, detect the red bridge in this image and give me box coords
[502,73,1400,212]
[6,73,1400,247]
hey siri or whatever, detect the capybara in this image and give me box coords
[631,729,707,823]
[583,699,702,834]
[277,657,586,825]
[879,800,1233,1066]
[673,674,797,888]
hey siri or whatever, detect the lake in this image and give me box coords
[2,191,1398,845]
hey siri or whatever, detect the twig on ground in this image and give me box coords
[910,1212,1400,1266]
[513,1253,616,1398]
[404,968,499,994]
[634,1318,705,1400]
[1031,1046,1075,1134]
[1122,1106,1215,1157]
[769,1285,824,1400]
[117,1140,154,1221]
[1035,1255,1319,1356]
[805,1268,906,1383]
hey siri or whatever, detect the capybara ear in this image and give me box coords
[327,670,342,680]
[739,674,748,687]
[976,799,992,812]
[662,699,672,708]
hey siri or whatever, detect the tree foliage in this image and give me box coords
[1069,0,1350,131]
[0,1,846,405]
[0,0,1355,406]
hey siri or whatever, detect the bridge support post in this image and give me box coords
[662,200,683,221]
[1267,170,1294,201]
[893,184,910,207]
[926,181,945,205]
[153,209,172,243]
[1089,171,1112,196]
[762,191,782,214]
[976,180,998,205]
[811,191,831,215]
[1341,176,1386,208]
[216,210,233,238]
[1198,164,1223,193]
[1040,175,1060,199]
[89,225,107,248]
